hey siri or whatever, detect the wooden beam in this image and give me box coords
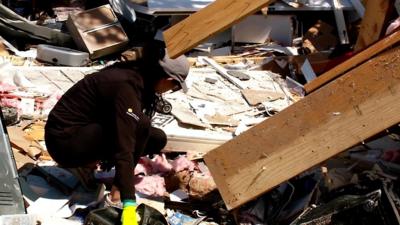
[354,0,393,52]
[163,0,274,59]
[7,121,42,160]
[188,56,269,65]
[304,30,400,94]
[204,46,400,210]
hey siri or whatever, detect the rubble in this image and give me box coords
[0,0,400,224]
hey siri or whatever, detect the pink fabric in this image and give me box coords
[134,175,166,197]
[134,154,172,175]
[151,154,172,174]
[134,157,153,175]
[132,154,213,197]
[171,155,196,172]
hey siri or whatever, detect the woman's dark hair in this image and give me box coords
[103,40,169,117]
[140,40,169,117]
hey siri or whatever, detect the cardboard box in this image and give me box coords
[66,4,129,59]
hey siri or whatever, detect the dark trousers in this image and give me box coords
[44,122,167,168]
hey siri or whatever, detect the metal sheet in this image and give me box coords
[0,108,25,215]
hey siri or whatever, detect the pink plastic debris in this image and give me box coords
[134,157,153,175]
[135,154,172,175]
[134,175,166,197]
[151,154,172,174]
[171,155,196,172]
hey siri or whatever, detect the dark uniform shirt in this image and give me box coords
[46,66,151,200]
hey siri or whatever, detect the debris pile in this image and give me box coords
[0,0,400,224]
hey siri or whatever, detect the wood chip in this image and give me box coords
[23,121,45,141]
[7,121,42,159]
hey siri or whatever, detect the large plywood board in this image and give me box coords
[204,46,400,209]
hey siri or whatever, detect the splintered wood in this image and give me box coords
[163,0,274,58]
[204,46,400,210]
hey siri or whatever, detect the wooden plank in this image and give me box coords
[202,57,246,89]
[12,147,35,170]
[163,0,274,58]
[304,30,400,94]
[7,122,42,159]
[188,56,269,66]
[204,46,400,210]
[354,0,393,52]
